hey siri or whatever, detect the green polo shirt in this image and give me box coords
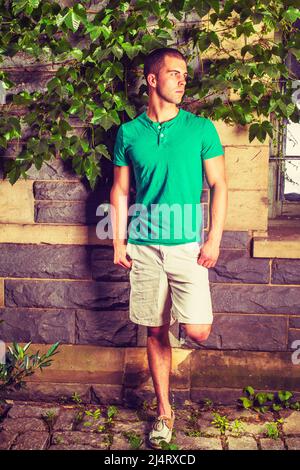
[113,107,224,245]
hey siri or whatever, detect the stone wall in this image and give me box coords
[0,3,299,406]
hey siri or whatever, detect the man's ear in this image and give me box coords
[147,73,157,88]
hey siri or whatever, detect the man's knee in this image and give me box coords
[181,323,212,343]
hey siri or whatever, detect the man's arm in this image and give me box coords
[110,165,132,269]
[198,154,228,267]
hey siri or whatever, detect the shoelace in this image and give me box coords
[153,417,166,431]
[153,414,173,431]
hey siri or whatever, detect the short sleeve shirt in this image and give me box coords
[113,108,224,245]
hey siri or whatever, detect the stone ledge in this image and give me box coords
[253,219,300,259]
[0,345,299,404]
[3,343,125,384]
[0,279,3,307]
[0,223,108,245]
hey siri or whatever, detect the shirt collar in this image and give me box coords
[141,108,182,129]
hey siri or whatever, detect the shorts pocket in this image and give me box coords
[183,242,202,257]
[129,267,161,322]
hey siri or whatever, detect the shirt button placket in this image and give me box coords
[161,124,164,145]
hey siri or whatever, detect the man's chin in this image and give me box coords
[172,96,183,103]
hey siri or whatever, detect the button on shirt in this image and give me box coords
[113,108,224,245]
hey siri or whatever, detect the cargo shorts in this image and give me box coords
[125,241,213,327]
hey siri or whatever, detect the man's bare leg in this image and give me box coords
[147,323,172,418]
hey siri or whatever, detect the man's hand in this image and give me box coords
[197,239,220,268]
[113,242,132,269]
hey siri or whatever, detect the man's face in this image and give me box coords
[148,55,188,104]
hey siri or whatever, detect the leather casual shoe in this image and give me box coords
[148,409,175,449]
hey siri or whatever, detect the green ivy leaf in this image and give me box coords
[238,397,253,408]
[12,0,40,15]
[197,33,211,52]
[278,390,293,402]
[244,386,255,397]
[47,77,61,93]
[236,22,256,38]
[278,100,296,118]
[70,48,83,60]
[256,393,268,405]
[58,9,81,32]
[283,7,300,23]
[95,144,111,160]
[112,62,124,81]
[207,0,220,14]
[141,34,166,51]
[194,0,211,18]
[261,120,273,138]
[92,47,112,62]
[8,165,21,184]
[80,139,89,153]
[73,3,87,20]
[86,25,102,42]
[112,44,123,60]
[0,137,8,149]
[252,82,264,97]
[98,83,106,94]
[92,111,115,130]
[209,31,220,47]
[122,42,143,60]
[249,123,259,142]
[58,119,73,135]
[124,104,137,119]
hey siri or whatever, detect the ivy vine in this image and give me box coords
[0,0,299,189]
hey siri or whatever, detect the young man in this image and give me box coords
[110,47,228,448]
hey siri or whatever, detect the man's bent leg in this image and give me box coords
[147,323,173,418]
[181,323,212,343]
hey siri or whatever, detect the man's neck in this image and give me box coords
[146,106,179,124]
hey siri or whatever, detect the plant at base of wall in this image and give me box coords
[264,418,284,440]
[238,386,300,412]
[211,411,231,434]
[229,419,246,437]
[122,431,144,450]
[41,409,59,432]
[0,339,60,408]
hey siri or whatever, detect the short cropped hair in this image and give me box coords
[143,48,187,89]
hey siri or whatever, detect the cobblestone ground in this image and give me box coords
[0,400,299,450]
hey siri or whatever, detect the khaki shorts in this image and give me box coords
[126,241,213,327]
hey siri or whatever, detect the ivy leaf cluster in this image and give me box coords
[0,0,299,189]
